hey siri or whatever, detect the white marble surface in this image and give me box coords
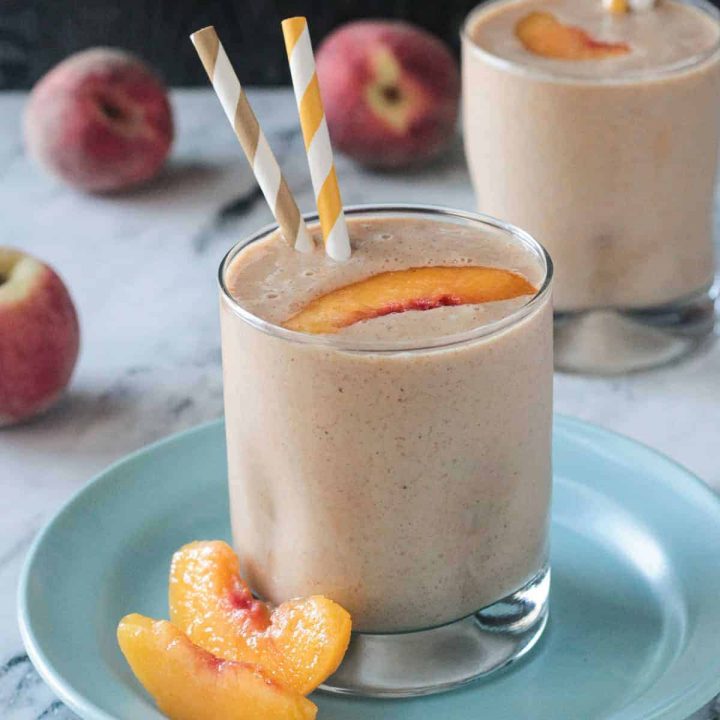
[0,88,718,719]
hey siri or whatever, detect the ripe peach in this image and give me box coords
[283,265,537,335]
[0,248,79,426]
[316,21,459,168]
[169,541,351,695]
[516,12,631,59]
[117,614,316,720]
[24,48,173,192]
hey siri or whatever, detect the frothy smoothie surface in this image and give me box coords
[225,216,542,342]
[469,0,720,78]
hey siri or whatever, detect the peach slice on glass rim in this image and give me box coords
[117,614,317,720]
[282,265,537,335]
[169,541,352,695]
[516,12,631,60]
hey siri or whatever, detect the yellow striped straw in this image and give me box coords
[603,0,629,12]
[190,26,313,253]
[282,17,351,262]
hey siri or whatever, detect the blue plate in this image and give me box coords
[18,417,720,720]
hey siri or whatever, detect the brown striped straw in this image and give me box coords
[190,26,313,252]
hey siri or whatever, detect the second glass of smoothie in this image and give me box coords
[463,0,720,373]
[219,205,553,696]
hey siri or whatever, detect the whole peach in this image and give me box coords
[316,21,460,169]
[0,248,80,426]
[24,48,173,192]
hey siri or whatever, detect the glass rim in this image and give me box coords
[218,203,553,354]
[461,0,720,86]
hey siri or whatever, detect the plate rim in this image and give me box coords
[18,418,223,720]
[17,415,720,720]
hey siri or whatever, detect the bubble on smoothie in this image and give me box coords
[302,270,315,277]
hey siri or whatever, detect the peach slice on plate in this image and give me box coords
[117,614,317,720]
[516,12,631,59]
[283,265,537,335]
[169,541,352,695]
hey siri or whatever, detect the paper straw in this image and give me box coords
[628,0,656,10]
[602,0,629,12]
[603,0,655,11]
[282,17,351,262]
[190,26,313,253]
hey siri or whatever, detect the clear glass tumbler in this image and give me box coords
[462,0,720,373]
[219,204,553,696]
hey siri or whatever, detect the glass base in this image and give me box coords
[320,565,550,699]
[554,286,717,375]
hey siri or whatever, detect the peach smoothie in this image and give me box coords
[463,0,720,312]
[219,206,553,633]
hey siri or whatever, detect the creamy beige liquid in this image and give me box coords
[464,0,720,311]
[220,213,553,632]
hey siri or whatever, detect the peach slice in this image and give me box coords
[117,614,316,720]
[516,12,631,60]
[169,541,352,695]
[283,265,536,335]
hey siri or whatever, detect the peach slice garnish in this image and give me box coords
[117,614,317,720]
[516,12,631,59]
[169,541,352,695]
[283,265,536,335]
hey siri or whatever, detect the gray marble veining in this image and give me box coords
[0,88,718,719]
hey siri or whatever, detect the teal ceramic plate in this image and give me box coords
[18,417,720,720]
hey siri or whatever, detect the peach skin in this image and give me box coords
[169,541,352,695]
[117,614,317,720]
[516,12,631,59]
[283,265,537,335]
[24,49,173,192]
[316,20,459,168]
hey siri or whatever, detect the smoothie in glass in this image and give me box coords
[463,0,720,371]
[219,206,553,635]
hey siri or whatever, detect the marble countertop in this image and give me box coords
[0,89,718,719]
